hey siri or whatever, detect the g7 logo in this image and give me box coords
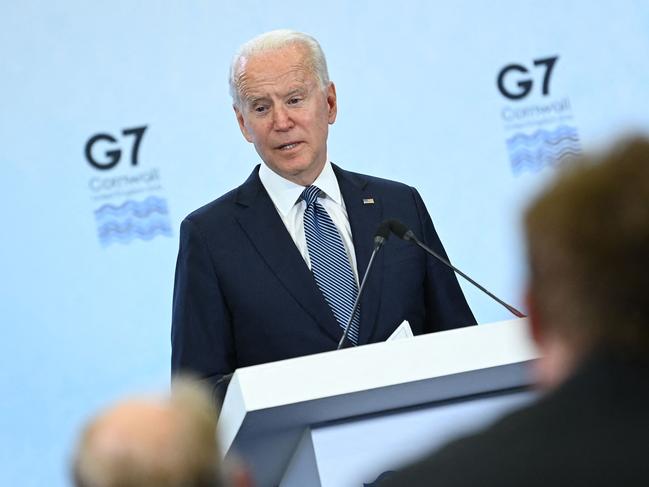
[496,56,559,100]
[85,126,147,170]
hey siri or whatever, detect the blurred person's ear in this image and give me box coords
[525,287,578,389]
[231,464,253,487]
[525,288,543,348]
[224,457,254,487]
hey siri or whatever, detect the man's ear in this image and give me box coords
[234,105,253,143]
[326,82,337,124]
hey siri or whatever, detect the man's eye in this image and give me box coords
[288,97,302,105]
[254,106,267,113]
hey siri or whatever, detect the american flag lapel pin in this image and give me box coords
[362,197,375,205]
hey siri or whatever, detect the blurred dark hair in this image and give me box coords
[525,137,649,356]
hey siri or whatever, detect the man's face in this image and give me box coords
[233,44,337,186]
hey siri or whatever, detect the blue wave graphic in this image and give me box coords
[506,125,579,148]
[94,196,172,246]
[506,125,582,175]
[95,196,169,220]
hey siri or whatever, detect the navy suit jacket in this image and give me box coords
[171,164,475,396]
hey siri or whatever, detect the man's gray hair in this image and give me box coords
[229,29,330,108]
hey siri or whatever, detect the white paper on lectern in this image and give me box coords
[387,320,414,341]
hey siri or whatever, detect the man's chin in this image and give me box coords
[266,159,324,186]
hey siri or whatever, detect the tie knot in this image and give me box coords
[301,185,322,206]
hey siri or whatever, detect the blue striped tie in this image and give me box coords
[302,185,360,345]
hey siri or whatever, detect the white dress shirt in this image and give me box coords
[258,161,359,285]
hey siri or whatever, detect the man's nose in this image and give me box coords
[272,105,293,131]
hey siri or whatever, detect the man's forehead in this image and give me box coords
[238,63,315,100]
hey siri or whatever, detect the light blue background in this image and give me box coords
[2,1,649,485]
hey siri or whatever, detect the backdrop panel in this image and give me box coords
[1,1,648,485]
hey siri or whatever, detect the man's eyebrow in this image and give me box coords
[246,95,270,106]
[285,87,307,97]
[244,83,311,105]
[286,83,314,97]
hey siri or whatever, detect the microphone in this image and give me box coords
[373,220,391,249]
[337,221,391,349]
[384,219,526,318]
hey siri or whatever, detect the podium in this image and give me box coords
[218,318,539,486]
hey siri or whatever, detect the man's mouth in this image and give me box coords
[276,142,302,151]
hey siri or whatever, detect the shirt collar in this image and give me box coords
[259,159,343,217]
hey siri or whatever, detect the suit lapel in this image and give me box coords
[333,164,384,345]
[234,167,342,343]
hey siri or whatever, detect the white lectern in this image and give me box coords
[218,318,539,487]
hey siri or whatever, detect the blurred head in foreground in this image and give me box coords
[72,378,248,487]
[525,136,649,386]
[379,139,649,487]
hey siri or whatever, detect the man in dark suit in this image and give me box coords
[381,138,649,486]
[171,30,475,398]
